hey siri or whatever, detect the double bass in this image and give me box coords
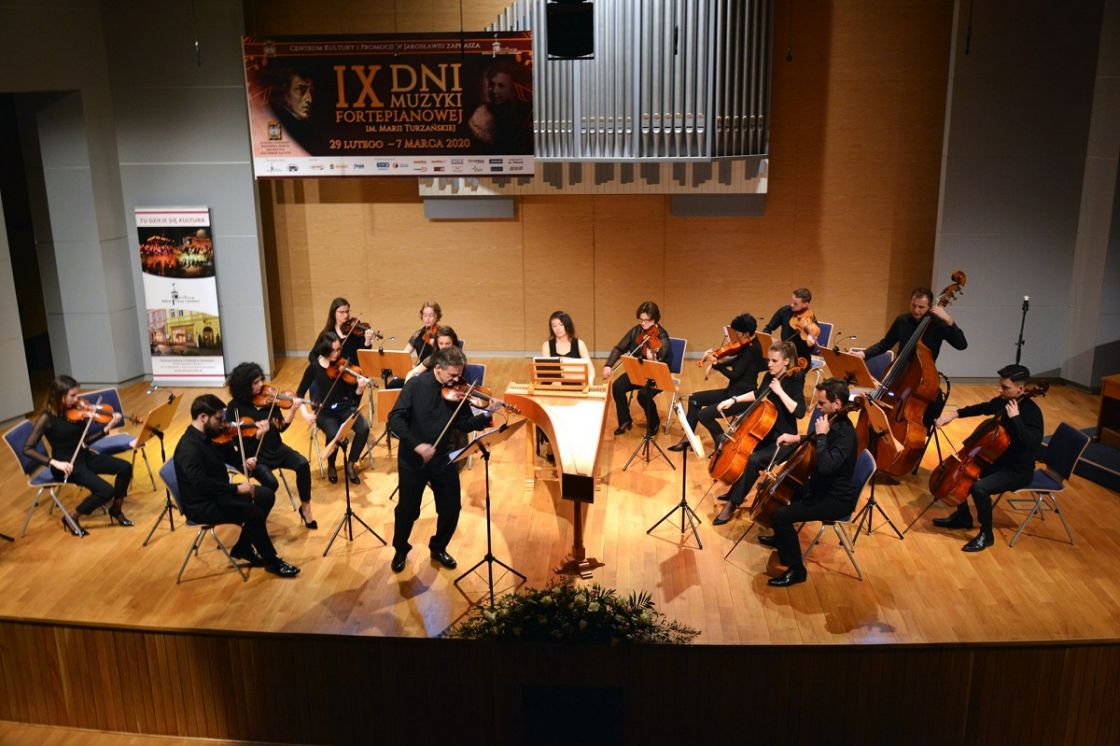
[856,271,966,476]
[708,357,808,485]
[928,383,1048,504]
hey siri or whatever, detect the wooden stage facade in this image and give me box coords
[1,358,1119,743]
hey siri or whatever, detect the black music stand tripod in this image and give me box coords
[647,401,704,549]
[620,356,675,471]
[139,393,182,546]
[850,431,904,545]
[323,414,386,556]
[453,419,528,606]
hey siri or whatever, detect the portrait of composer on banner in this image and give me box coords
[468,58,533,154]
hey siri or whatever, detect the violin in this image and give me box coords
[211,417,258,445]
[441,381,521,414]
[419,323,440,349]
[788,308,821,345]
[65,401,141,427]
[698,337,750,378]
[635,323,663,356]
[252,385,314,410]
[928,383,1048,505]
[708,356,809,485]
[340,318,383,341]
[326,358,370,387]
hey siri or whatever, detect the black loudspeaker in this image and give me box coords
[546,1,594,59]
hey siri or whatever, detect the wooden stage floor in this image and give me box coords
[1,358,1118,646]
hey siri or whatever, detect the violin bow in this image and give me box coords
[233,407,253,488]
[431,380,475,452]
[65,396,103,485]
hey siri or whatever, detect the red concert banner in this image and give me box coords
[242,32,534,178]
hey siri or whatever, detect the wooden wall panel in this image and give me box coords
[254,0,955,357]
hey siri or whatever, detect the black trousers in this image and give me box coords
[949,466,1033,532]
[611,373,663,434]
[392,457,461,554]
[255,443,312,503]
[685,388,748,442]
[317,406,370,466]
[727,440,797,506]
[188,486,278,562]
[770,495,855,570]
[51,451,132,516]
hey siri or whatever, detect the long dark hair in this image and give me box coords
[322,297,350,335]
[435,325,459,348]
[227,362,264,405]
[636,301,661,323]
[44,374,79,417]
[548,311,576,341]
[313,331,341,359]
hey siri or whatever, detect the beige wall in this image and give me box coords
[253,0,954,355]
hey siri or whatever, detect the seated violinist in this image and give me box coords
[670,313,763,451]
[312,297,378,363]
[403,301,444,364]
[226,362,316,529]
[930,364,1043,553]
[712,341,806,526]
[404,325,460,382]
[174,394,298,577]
[602,301,672,437]
[297,331,371,485]
[22,374,134,536]
[763,287,817,362]
[760,377,860,587]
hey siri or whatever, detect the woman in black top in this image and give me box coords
[712,341,807,526]
[671,313,764,451]
[537,311,593,459]
[297,332,371,485]
[602,301,672,437]
[403,301,443,365]
[311,297,378,364]
[227,362,317,528]
[22,374,134,535]
[404,325,460,382]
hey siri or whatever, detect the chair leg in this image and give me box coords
[177,528,206,583]
[209,527,248,582]
[311,430,324,478]
[278,470,298,511]
[22,489,45,537]
[663,392,678,434]
[802,524,828,559]
[835,523,863,580]
[49,487,82,535]
[1049,494,1075,545]
[1008,494,1044,548]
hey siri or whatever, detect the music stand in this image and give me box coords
[816,348,877,390]
[647,401,706,549]
[140,394,184,546]
[619,355,675,471]
[357,348,413,388]
[451,419,528,606]
[322,414,386,556]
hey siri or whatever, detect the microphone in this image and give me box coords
[145,384,160,395]
[1022,295,1030,312]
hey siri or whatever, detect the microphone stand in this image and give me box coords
[1014,296,1029,365]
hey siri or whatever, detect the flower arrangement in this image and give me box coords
[448,578,700,644]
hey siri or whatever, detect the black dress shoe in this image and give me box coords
[327,463,338,484]
[345,462,361,485]
[391,551,408,573]
[715,492,731,501]
[646,423,660,438]
[962,531,995,553]
[230,547,265,567]
[712,511,734,527]
[933,513,974,529]
[757,534,779,548]
[430,549,457,569]
[62,516,89,537]
[613,421,633,436]
[265,559,300,577]
[108,509,134,527]
[767,566,808,587]
[667,440,688,452]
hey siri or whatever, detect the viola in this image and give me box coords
[708,356,809,485]
[928,383,1048,505]
[748,403,859,527]
[635,323,663,356]
[252,385,313,410]
[856,270,967,477]
[211,417,258,445]
[789,308,821,344]
[65,401,141,427]
[441,381,521,414]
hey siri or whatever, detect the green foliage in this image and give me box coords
[448,578,700,644]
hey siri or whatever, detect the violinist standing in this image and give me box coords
[312,297,378,363]
[713,341,807,525]
[763,288,817,362]
[387,346,497,573]
[297,331,371,485]
[670,313,763,451]
[931,364,1043,552]
[227,362,317,529]
[174,395,298,577]
[603,301,672,437]
[762,378,860,587]
[22,374,134,536]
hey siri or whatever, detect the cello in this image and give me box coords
[928,382,1048,504]
[708,357,808,485]
[856,271,966,476]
